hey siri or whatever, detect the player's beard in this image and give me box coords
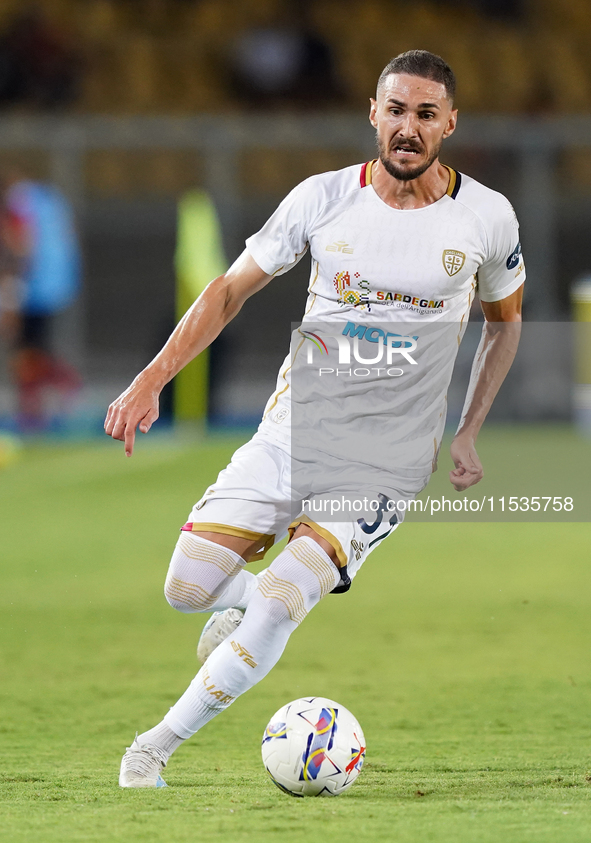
[376,132,442,182]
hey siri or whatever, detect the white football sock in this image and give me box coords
[137,721,184,761]
[163,537,339,740]
[209,566,259,611]
[164,532,251,613]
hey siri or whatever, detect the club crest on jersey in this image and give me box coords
[442,249,466,277]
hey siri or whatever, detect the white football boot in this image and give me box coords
[119,735,168,788]
[197,607,244,664]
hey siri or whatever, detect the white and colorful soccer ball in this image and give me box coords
[261,696,366,797]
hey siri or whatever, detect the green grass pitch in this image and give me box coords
[1,428,591,843]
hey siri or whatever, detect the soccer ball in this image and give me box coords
[261,696,366,797]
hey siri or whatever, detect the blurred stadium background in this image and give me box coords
[1,5,591,840]
[0,0,589,435]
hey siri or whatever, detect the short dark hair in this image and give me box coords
[377,50,456,103]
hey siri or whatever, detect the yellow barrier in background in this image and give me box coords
[572,277,591,432]
[174,190,227,422]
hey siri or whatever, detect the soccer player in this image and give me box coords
[105,50,524,787]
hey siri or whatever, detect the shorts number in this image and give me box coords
[357,492,398,534]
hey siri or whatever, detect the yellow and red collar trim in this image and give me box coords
[444,165,461,199]
[360,159,375,187]
[361,160,461,199]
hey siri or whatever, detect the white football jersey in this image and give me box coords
[245,161,525,482]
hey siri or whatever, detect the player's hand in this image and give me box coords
[449,433,483,491]
[104,378,160,457]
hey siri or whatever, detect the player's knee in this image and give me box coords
[163,533,240,613]
[255,537,340,625]
[163,571,217,613]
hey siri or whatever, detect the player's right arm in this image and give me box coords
[104,250,272,456]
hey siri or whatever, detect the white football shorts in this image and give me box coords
[182,432,429,592]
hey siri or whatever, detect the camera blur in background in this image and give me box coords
[0,0,589,438]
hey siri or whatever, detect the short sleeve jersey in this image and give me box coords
[245,162,525,478]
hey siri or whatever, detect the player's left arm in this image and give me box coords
[449,283,523,491]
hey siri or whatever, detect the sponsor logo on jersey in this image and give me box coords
[341,322,418,352]
[506,241,522,270]
[332,271,443,313]
[376,291,444,308]
[442,249,466,277]
[333,270,371,310]
[326,240,354,253]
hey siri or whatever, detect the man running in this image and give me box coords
[105,50,524,787]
